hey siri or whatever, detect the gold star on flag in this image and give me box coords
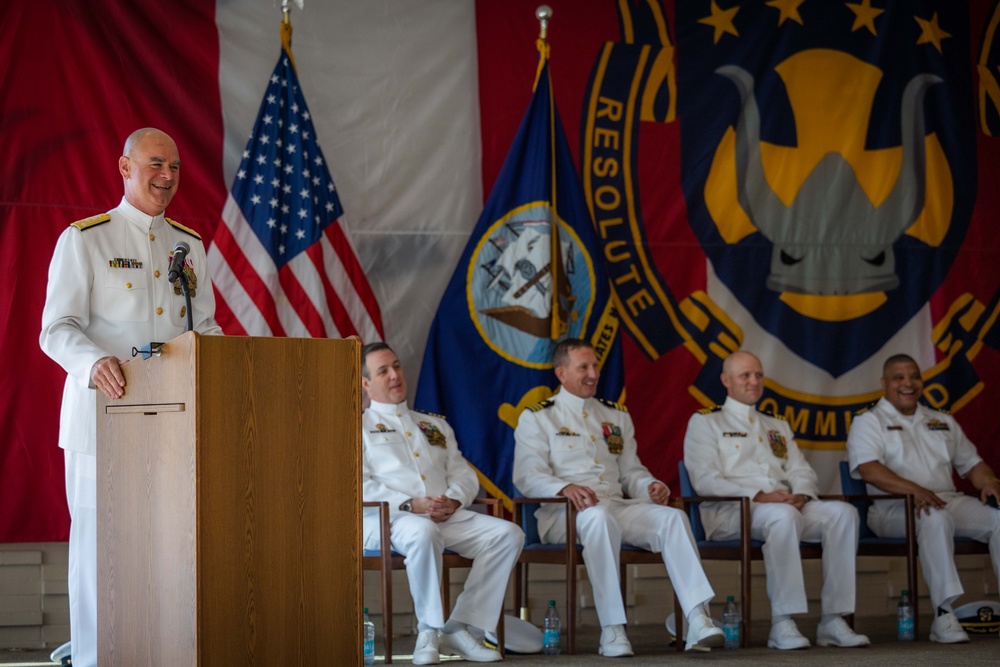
[766,0,806,27]
[847,0,884,35]
[915,11,951,54]
[699,0,740,44]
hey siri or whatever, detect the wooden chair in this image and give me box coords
[362,499,506,664]
[677,461,824,647]
[512,495,683,654]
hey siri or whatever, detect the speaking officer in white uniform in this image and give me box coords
[683,350,869,650]
[513,338,724,657]
[39,128,222,667]
[361,342,523,665]
[847,353,1000,644]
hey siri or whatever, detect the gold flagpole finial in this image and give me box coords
[536,5,553,41]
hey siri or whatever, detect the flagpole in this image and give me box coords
[281,0,299,71]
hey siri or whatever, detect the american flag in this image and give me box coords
[209,46,383,340]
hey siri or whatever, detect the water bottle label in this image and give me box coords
[723,625,739,641]
[544,629,560,646]
[898,618,913,636]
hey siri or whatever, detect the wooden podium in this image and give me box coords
[96,332,361,665]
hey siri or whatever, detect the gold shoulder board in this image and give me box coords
[70,213,111,231]
[165,217,202,240]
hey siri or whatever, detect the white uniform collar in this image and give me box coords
[722,395,755,418]
[118,196,166,232]
[554,387,590,413]
[368,399,409,416]
[878,396,921,422]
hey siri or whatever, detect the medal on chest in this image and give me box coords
[767,430,788,459]
[601,422,624,455]
[417,421,447,448]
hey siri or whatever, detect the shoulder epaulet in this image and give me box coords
[598,398,628,413]
[413,408,446,420]
[165,217,202,240]
[69,213,111,231]
[929,405,950,415]
[527,399,554,412]
[853,401,879,416]
[698,405,722,415]
[758,407,787,421]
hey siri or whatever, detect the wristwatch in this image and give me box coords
[399,499,413,512]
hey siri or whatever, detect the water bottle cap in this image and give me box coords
[901,590,908,596]
[364,607,369,613]
[726,595,734,601]
[548,599,556,606]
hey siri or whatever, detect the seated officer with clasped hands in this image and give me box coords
[361,342,524,664]
[847,353,1000,644]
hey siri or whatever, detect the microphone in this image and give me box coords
[167,241,191,283]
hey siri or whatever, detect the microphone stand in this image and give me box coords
[174,271,194,332]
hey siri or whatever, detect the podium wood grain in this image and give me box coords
[97,332,361,665]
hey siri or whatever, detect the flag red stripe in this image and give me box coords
[213,219,287,337]
[324,223,385,337]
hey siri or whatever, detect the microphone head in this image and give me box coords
[173,241,191,255]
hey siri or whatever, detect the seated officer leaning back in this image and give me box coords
[361,342,524,665]
[513,338,725,657]
[847,353,1000,644]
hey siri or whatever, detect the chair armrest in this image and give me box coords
[471,496,502,518]
[512,496,578,557]
[362,501,391,557]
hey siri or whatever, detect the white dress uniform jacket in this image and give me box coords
[40,197,223,456]
[362,400,480,540]
[683,395,819,534]
[513,389,658,537]
[39,198,221,667]
[848,397,999,609]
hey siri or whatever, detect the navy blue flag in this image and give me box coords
[416,43,624,508]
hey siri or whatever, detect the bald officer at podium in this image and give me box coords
[362,342,524,664]
[40,128,222,667]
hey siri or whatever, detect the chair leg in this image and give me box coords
[741,560,751,648]
[567,563,576,654]
[674,592,685,652]
[441,568,452,619]
[382,568,393,664]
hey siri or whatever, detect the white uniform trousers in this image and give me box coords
[65,450,97,667]
[710,500,859,617]
[869,494,1000,609]
[385,513,523,633]
[543,501,715,627]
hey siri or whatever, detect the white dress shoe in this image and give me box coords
[816,616,870,647]
[930,612,970,644]
[685,613,725,652]
[439,629,503,662]
[598,624,634,657]
[767,618,811,650]
[412,629,441,665]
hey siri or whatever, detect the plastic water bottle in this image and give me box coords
[363,607,375,664]
[897,590,914,641]
[543,599,561,655]
[722,595,740,649]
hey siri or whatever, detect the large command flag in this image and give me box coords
[416,38,624,508]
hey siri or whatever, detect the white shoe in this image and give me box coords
[685,613,725,652]
[413,629,441,665]
[930,612,970,644]
[767,618,811,650]
[439,629,503,662]
[816,616,870,647]
[598,624,634,657]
